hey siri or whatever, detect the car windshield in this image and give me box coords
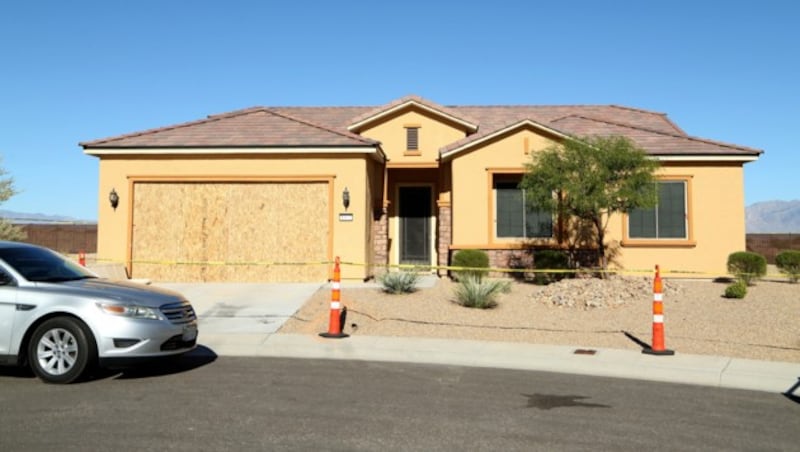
[0,246,97,282]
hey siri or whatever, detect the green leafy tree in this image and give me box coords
[521,135,659,271]
[0,160,26,241]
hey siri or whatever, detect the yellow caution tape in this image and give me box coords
[80,256,792,279]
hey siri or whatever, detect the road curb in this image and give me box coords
[197,333,800,394]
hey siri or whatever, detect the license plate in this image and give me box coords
[182,324,198,341]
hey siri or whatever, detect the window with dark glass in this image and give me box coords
[406,127,419,150]
[628,181,687,239]
[495,180,552,238]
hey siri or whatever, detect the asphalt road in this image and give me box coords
[1,350,798,451]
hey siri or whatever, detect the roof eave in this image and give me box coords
[348,100,479,133]
[653,154,761,163]
[440,120,570,161]
[83,145,386,161]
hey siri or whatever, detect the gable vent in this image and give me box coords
[406,127,419,150]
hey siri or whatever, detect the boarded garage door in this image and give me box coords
[131,181,330,282]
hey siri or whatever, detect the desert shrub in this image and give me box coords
[452,249,489,281]
[452,275,511,309]
[532,250,572,285]
[723,281,748,299]
[726,251,766,286]
[775,250,800,283]
[378,271,420,294]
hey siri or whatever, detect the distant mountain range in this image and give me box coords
[746,200,800,233]
[0,210,94,224]
[1,202,798,232]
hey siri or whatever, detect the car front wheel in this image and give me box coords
[28,317,96,384]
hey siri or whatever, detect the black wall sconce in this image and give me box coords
[109,189,119,211]
[342,187,350,211]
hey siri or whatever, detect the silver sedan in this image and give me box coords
[0,241,197,383]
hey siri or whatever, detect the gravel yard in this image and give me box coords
[279,275,800,363]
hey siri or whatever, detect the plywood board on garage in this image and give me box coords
[131,181,330,282]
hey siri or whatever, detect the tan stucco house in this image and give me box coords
[81,95,762,282]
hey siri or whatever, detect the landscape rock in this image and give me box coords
[537,275,684,309]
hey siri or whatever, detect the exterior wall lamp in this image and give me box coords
[109,189,119,210]
[342,187,350,211]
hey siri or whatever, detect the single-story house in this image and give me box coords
[81,95,762,282]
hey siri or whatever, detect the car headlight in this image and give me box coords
[97,302,162,320]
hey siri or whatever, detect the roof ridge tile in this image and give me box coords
[264,108,378,145]
[565,115,761,153]
[606,105,686,135]
[348,94,479,131]
[79,110,246,147]
[81,107,378,147]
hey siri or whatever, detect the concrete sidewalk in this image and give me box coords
[156,282,800,395]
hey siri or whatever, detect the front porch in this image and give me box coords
[372,167,450,276]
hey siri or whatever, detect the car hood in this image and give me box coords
[33,278,187,307]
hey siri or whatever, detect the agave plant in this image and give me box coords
[378,271,421,294]
[453,275,511,309]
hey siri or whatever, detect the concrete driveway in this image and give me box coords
[155,282,324,334]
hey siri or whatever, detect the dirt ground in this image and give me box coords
[280,276,800,363]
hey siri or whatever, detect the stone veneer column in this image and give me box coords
[437,203,452,277]
[372,207,389,276]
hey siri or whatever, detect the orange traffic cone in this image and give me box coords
[78,251,86,266]
[643,265,674,356]
[320,257,349,339]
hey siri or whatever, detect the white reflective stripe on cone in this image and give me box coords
[653,314,664,323]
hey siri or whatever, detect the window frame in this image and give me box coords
[489,171,555,243]
[622,176,695,248]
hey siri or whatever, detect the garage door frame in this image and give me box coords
[125,175,336,281]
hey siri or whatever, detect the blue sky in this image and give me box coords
[1,0,797,221]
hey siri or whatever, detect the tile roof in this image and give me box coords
[81,96,762,158]
[549,115,761,156]
[440,118,569,157]
[80,107,377,148]
[347,94,480,132]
